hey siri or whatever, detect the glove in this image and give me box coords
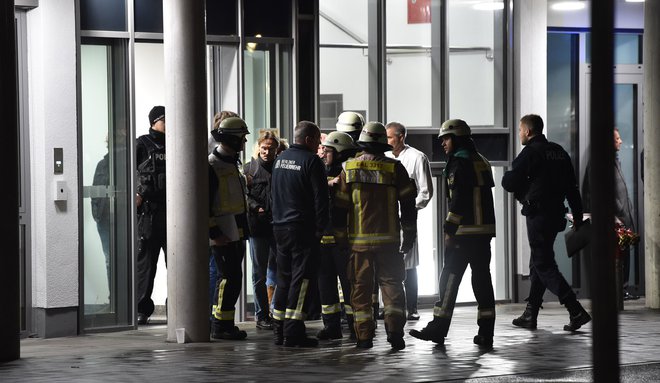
[400,230,415,254]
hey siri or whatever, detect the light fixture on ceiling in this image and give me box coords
[625,0,644,3]
[246,34,262,52]
[473,1,504,11]
[551,1,586,11]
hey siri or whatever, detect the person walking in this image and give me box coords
[270,121,329,347]
[409,119,496,348]
[386,121,434,320]
[333,122,417,351]
[502,114,591,332]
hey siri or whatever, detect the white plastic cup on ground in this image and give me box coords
[176,328,186,344]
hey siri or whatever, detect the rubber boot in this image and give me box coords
[317,312,343,340]
[512,303,540,330]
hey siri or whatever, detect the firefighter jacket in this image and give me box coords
[320,162,344,245]
[502,134,582,222]
[271,144,329,236]
[136,128,166,205]
[333,152,417,250]
[208,146,249,242]
[443,147,496,237]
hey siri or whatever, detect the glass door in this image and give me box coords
[81,40,132,330]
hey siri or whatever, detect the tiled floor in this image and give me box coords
[1,299,658,382]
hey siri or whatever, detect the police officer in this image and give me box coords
[271,121,329,347]
[502,114,591,332]
[333,122,417,351]
[316,131,358,341]
[336,111,365,142]
[136,105,167,325]
[409,119,496,348]
[208,117,250,340]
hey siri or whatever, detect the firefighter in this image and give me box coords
[336,111,365,142]
[333,122,417,351]
[317,131,359,341]
[409,119,497,348]
[270,121,329,347]
[209,117,250,340]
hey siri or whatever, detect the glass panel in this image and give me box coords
[385,0,431,127]
[80,0,127,32]
[418,178,439,295]
[447,0,502,126]
[585,33,643,65]
[81,43,132,328]
[206,0,238,36]
[244,0,291,38]
[135,0,164,33]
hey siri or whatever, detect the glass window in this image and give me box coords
[244,0,291,38]
[319,0,369,129]
[385,0,432,127]
[447,0,504,127]
[585,33,643,65]
[80,0,127,32]
[206,0,238,36]
[134,0,163,33]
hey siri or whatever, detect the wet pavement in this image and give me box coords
[1,299,659,382]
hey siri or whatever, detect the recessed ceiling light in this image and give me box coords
[473,1,504,11]
[551,1,586,11]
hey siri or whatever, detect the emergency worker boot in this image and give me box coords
[512,303,540,330]
[317,313,343,340]
[473,334,494,349]
[356,338,374,349]
[564,300,592,332]
[211,324,247,340]
[409,320,445,344]
[387,332,406,351]
[273,319,284,345]
[284,335,319,348]
[347,315,357,340]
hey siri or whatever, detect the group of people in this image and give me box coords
[135,104,615,350]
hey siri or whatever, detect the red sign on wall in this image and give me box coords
[408,0,431,24]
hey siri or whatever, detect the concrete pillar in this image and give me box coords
[590,0,619,379]
[0,0,20,362]
[644,0,660,309]
[163,0,209,343]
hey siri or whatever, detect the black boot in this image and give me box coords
[473,334,493,349]
[387,332,406,351]
[272,319,284,345]
[409,321,444,344]
[512,303,539,330]
[564,300,592,332]
[284,334,319,347]
[211,320,247,340]
[317,313,343,340]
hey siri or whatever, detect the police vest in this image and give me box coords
[137,135,166,201]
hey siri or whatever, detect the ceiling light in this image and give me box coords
[551,1,586,11]
[473,1,504,11]
[625,0,644,3]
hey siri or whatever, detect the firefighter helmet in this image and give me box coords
[322,131,357,153]
[336,111,365,133]
[212,117,250,142]
[358,121,390,147]
[438,119,471,138]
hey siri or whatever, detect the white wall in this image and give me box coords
[547,0,644,29]
[27,0,79,309]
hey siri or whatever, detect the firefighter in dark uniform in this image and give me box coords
[316,131,359,341]
[136,105,167,325]
[410,119,497,348]
[271,121,329,347]
[502,114,591,332]
[333,122,417,351]
[208,117,251,340]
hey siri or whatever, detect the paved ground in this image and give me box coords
[1,299,659,382]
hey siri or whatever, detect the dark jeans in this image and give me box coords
[249,235,276,321]
[96,217,111,292]
[136,210,166,317]
[525,214,576,306]
[433,236,495,337]
[405,268,418,313]
[272,224,320,338]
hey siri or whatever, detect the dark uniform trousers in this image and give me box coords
[433,237,495,338]
[525,214,576,307]
[137,208,167,317]
[212,240,245,329]
[318,243,352,327]
[349,245,406,341]
[272,224,320,338]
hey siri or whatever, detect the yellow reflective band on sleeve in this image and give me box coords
[321,235,336,245]
[433,306,453,319]
[455,224,496,235]
[478,308,496,319]
[286,279,309,321]
[473,187,483,225]
[354,309,374,323]
[345,160,395,173]
[446,212,462,225]
[322,303,342,315]
[383,305,406,318]
[272,308,285,321]
[344,305,354,315]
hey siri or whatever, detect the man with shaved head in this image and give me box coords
[270,121,329,347]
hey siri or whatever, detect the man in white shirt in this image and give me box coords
[386,121,434,320]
